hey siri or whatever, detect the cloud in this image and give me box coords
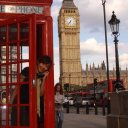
[52,0,128,32]
[120,54,128,68]
[73,0,128,33]
[80,38,106,55]
[80,38,128,70]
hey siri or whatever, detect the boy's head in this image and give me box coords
[37,55,52,73]
[20,67,29,81]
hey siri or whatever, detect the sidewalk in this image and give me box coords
[63,113,107,128]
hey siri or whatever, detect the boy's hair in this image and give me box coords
[21,67,29,81]
[21,67,29,78]
[38,55,52,70]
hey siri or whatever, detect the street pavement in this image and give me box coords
[63,113,107,128]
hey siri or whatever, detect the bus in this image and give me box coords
[85,79,124,106]
[86,79,124,94]
[64,79,124,107]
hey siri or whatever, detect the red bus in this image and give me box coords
[86,79,124,94]
[0,0,55,128]
[83,79,124,106]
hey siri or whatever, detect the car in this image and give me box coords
[74,96,82,106]
[68,97,74,106]
[63,97,74,107]
[81,97,91,106]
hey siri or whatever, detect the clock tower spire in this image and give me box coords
[58,0,82,87]
[62,0,76,8]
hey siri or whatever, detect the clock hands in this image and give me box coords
[65,16,76,27]
[68,20,72,25]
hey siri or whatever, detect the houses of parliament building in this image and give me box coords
[58,0,128,90]
[82,61,128,89]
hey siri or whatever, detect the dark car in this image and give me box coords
[74,96,82,106]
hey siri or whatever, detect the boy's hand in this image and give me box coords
[43,71,49,79]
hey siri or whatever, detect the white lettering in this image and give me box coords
[0,5,43,14]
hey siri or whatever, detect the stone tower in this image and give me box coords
[58,0,82,86]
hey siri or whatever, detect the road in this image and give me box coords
[63,113,107,128]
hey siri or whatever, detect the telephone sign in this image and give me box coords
[0,5,44,14]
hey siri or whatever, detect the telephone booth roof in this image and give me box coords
[0,0,53,5]
[0,0,53,21]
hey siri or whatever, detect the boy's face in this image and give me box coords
[20,74,26,82]
[37,63,50,73]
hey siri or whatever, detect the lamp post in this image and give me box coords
[101,0,110,92]
[108,11,124,91]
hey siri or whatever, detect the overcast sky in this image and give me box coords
[52,0,128,84]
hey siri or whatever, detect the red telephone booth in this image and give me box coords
[0,0,55,128]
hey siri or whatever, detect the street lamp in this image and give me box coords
[101,0,110,92]
[108,11,124,91]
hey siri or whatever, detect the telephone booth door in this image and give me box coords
[0,14,37,127]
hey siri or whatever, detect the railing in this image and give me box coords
[63,101,110,116]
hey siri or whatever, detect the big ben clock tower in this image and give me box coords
[58,0,82,87]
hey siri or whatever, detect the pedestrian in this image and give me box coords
[36,55,52,128]
[10,66,29,126]
[55,83,65,128]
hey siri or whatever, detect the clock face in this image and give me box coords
[65,16,76,28]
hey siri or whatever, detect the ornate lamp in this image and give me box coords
[108,11,120,35]
[108,11,124,91]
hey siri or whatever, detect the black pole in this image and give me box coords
[94,103,98,115]
[114,36,120,82]
[66,90,69,113]
[66,101,69,113]
[114,35,121,90]
[94,83,96,104]
[102,0,110,92]
[86,102,89,114]
[76,104,80,114]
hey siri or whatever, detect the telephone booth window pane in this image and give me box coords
[21,62,29,68]
[9,84,17,126]
[1,105,6,126]
[0,46,6,64]
[0,65,6,84]
[9,24,17,41]
[20,46,29,60]
[8,64,17,83]
[20,23,29,40]
[9,46,17,63]
[0,26,6,44]
[0,87,6,126]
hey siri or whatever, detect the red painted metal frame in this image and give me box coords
[29,14,37,128]
[0,13,55,128]
[43,16,55,128]
[0,0,55,127]
[0,0,53,5]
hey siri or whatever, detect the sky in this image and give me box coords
[51,0,128,84]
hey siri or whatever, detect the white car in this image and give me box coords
[68,97,74,105]
[64,97,74,105]
[82,97,90,106]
